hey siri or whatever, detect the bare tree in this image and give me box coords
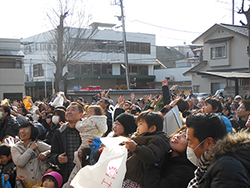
[45,0,98,93]
[238,0,250,72]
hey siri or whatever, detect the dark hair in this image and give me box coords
[240,99,250,111]
[19,122,39,141]
[186,113,227,143]
[0,144,11,156]
[204,98,223,112]
[18,105,28,115]
[136,110,163,131]
[53,109,66,122]
[87,105,104,115]
[102,98,110,108]
[42,176,59,188]
[1,106,11,116]
[68,102,83,113]
[176,99,190,117]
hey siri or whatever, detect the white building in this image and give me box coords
[21,22,156,99]
[184,23,250,97]
[0,38,25,101]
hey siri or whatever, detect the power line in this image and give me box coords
[129,20,202,34]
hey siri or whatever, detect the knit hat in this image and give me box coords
[42,171,63,188]
[115,113,137,136]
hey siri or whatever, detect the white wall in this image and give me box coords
[154,67,192,82]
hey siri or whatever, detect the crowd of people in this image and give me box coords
[1,78,250,188]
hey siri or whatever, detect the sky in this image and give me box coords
[0,0,249,46]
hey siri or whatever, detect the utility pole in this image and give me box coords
[232,0,234,25]
[119,0,130,89]
[238,0,250,72]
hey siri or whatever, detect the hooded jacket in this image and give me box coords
[200,131,250,188]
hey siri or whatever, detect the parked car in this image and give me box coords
[186,92,211,100]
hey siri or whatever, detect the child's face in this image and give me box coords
[87,108,95,117]
[0,154,11,165]
[136,119,150,135]
[42,177,55,188]
[202,103,213,113]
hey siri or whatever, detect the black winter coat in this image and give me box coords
[144,153,196,188]
[0,115,19,141]
[50,124,81,184]
[125,131,170,187]
[200,132,250,188]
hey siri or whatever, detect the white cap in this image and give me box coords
[234,95,242,100]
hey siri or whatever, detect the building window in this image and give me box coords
[211,44,226,59]
[33,64,44,77]
[242,79,250,86]
[121,65,148,75]
[78,39,150,54]
[0,58,23,68]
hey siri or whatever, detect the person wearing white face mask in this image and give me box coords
[44,108,66,145]
[186,113,228,188]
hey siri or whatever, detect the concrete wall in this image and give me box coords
[0,38,25,101]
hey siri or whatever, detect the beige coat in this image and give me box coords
[11,140,51,185]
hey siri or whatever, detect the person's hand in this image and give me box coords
[130,93,135,100]
[14,136,21,143]
[124,140,137,151]
[59,121,64,127]
[144,95,150,103]
[88,137,95,145]
[78,149,82,159]
[58,152,68,164]
[30,141,38,151]
[16,175,25,182]
[37,153,46,161]
[246,115,250,128]
[101,90,106,98]
[163,104,171,110]
[4,174,10,181]
[41,111,46,119]
[151,95,162,107]
[162,79,168,86]
[117,96,124,105]
[11,109,17,116]
[105,90,110,98]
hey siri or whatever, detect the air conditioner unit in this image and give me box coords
[165,75,174,81]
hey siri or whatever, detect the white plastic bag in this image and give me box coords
[163,105,183,135]
[71,137,128,188]
[51,92,64,107]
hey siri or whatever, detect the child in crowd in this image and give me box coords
[17,165,61,188]
[64,105,107,187]
[41,171,63,188]
[202,97,233,133]
[0,144,16,188]
[123,110,171,188]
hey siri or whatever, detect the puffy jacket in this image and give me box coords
[200,131,250,188]
[125,131,170,187]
